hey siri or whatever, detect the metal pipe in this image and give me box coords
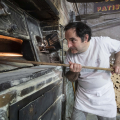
[92,22,120,32]
[59,24,66,120]
[91,18,120,28]
[74,0,81,21]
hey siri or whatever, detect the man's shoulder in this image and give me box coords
[91,36,110,40]
[91,36,110,44]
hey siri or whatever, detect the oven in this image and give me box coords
[0,0,54,72]
[0,0,63,120]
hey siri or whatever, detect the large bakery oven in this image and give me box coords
[0,0,42,71]
[0,0,62,71]
[0,0,63,120]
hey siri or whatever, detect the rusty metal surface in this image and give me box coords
[9,79,62,120]
[19,81,62,120]
[67,0,105,3]
[0,0,29,40]
[8,0,59,21]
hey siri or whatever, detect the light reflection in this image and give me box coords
[0,52,23,57]
[0,35,23,44]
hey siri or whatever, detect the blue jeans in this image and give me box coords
[71,108,116,120]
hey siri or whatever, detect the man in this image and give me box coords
[64,22,120,120]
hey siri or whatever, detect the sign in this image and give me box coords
[94,0,120,13]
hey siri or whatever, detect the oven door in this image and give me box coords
[9,80,62,120]
[0,0,29,40]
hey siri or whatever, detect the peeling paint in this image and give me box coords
[2,96,5,99]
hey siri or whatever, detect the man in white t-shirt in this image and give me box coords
[64,22,120,120]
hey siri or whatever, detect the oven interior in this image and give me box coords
[0,35,35,72]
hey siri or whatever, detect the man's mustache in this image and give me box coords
[70,47,77,50]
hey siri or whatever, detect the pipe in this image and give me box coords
[74,0,81,21]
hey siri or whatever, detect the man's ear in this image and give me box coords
[84,34,89,43]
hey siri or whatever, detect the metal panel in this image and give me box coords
[66,0,105,3]
[0,0,29,40]
[9,79,62,120]
[25,15,51,62]
[39,98,62,120]
[10,0,59,21]
[25,15,42,62]
[76,13,103,20]
[19,81,62,120]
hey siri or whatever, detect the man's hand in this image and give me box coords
[69,61,82,72]
[65,61,82,82]
[113,51,120,74]
[113,64,120,74]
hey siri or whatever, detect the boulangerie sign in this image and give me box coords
[94,0,120,13]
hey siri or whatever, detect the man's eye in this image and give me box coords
[71,39,75,42]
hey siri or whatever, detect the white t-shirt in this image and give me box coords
[65,36,120,118]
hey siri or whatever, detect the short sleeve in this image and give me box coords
[100,36,120,54]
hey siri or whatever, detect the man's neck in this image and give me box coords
[79,41,90,54]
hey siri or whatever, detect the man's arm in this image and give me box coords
[65,61,82,82]
[114,51,120,74]
[65,71,80,82]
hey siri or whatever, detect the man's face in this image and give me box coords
[65,28,88,54]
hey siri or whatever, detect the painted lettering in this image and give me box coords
[102,6,107,11]
[115,4,120,10]
[97,7,101,12]
[107,5,112,10]
[95,0,120,12]
[105,0,115,2]
[112,5,115,10]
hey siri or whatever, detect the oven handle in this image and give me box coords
[0,1,11,16]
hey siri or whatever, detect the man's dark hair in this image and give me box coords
[64,22,92,42]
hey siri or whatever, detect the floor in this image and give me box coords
[87,114,120,120]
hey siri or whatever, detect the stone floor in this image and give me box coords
[86,114,120,120]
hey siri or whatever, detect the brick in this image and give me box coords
[52,75,59,81]
[0,91,16,107]
[0,82,11,92]
[36,81,45,90]
[20,86,34,97]
[46,78,52,84]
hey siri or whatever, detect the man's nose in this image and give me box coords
[68,41,72,48]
